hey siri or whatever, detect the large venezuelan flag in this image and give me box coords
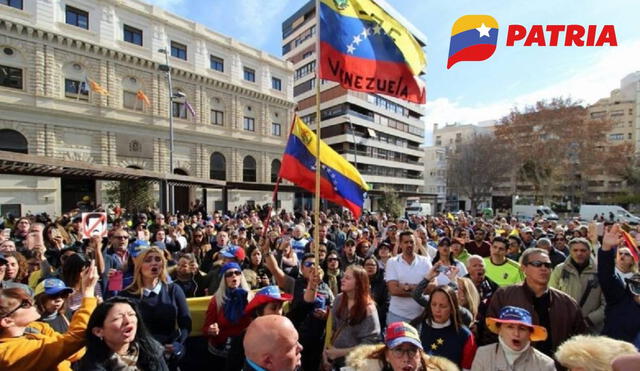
[319,0,426,104]
[279,116,369,217]
[447,15,499,69]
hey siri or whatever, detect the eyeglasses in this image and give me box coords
[527,261,552,269]
[391,346,418,358]
[1,299,32,318]
[327,257,339,262]
[303,261,316,268]
[224,270,242,278]
[619,252,633,257]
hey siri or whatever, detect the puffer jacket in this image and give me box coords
[549,256,605,333]
[344,344,459,371]
[470,342,555,371]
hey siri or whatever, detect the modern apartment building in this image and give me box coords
[282,0,430,211]
[0,0,296,216]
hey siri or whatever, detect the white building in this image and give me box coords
[0,0,296,216]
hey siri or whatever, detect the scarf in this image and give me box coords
[327,269,341,296]
[106,343,140,371]
[224,287,248,323]
[499,336,530,366]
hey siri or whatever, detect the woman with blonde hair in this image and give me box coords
[456,277,480,326]
[202,262,253,364]
[555,335,638,371]
[120,246,191,371]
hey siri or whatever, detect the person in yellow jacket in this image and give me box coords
[0,260,99,371]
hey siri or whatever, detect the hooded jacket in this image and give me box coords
[344,344,459,371]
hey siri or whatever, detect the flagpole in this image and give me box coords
[313,0,321,266]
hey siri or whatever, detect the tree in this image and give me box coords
[105,179,156,214]
[446,134,511,215]
[495,97,621,203]
[377,186,403,218]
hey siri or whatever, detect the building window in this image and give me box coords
[243,67,255,82]
[66,6,89,29]
[244,117,255,131]
[0,0,22,10]
[123,91,143,111]
[172,101,187,119]
[210,55,224,72]
[609,133,624,141]
[64,78,88,100]
[210,152,226,180]
[171,41,187,60]
[272,122,281,136]
[272,77,282,91]
[0,129,27,153]
[271,159,281,183]
[211,110,223,126]
[243,156,257,182]
[123,25,143,46]
[0,65,22,89]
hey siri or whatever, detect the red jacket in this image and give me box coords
[202,296,251,347]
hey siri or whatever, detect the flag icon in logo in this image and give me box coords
[447,15,499,69]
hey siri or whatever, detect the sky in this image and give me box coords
[146,0,640,144]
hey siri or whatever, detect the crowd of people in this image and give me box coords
[1,203,640,370]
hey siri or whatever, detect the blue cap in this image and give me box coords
[220,245,246,261]
[35,278,73,296]
[128,239,150,258]
[219,262,242,277]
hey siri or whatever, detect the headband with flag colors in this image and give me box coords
[279,116,368,218]
[318,0,426,104]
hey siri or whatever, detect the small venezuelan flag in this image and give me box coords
[447,15,499,69]
[279,116,368,218]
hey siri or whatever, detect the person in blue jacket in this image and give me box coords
[597,224,640,349]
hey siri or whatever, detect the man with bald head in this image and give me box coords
[243,315,302,371]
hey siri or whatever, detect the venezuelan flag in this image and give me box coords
[447,15,499,69]
[319,0,426,104]
[279,116,368,217]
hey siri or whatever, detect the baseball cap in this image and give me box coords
[35,278,73,297]
[221,245,246,261]
[128,239,150,258]
[522,227,533,234]
[385,322,423,350]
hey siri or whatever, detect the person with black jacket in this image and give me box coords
[364,255,389,327]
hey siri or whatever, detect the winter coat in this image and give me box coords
[549,256,605,333]
[344,344,459,371]
[470,342,555,371]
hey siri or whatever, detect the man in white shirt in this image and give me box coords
[385,230,432,324]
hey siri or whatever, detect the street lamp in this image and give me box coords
[158,47,180,214]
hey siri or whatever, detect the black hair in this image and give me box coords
[80,297,166,370]
[492,236,508,246]
[62,253,90,288]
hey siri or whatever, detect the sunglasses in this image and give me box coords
[303,261,316,268]
[327,257,339,262]
[619,252,633,257]
[224,270,242,278]
[391,346,418,359]
[1,299,32,318]
[527,261,552,269]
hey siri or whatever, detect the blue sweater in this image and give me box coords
[598,248,640,348]
[121,283,192,348]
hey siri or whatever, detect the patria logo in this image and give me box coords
[447,15,618,69]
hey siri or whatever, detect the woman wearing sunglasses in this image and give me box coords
[202,262,253,365]
[120,247,191,371]
[0,260,99,370]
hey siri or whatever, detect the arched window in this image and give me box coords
[0,129,27,153]
[243,156,256,182]
[270,159,281,183]
[210,152,226,180]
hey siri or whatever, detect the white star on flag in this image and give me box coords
[346,44,356,54]
[352,34,362,45]
[373,23,382,35]
[476,23,491,38]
